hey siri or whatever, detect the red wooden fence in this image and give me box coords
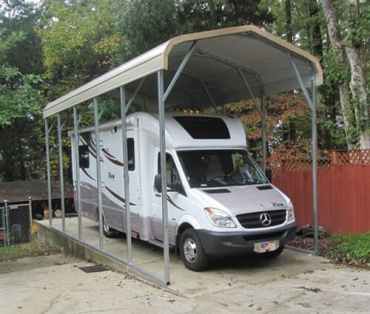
[272,165,370,234]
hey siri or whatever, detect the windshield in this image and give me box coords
[177,150,268,188]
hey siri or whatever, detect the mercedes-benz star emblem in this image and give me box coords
[259,212,272,227]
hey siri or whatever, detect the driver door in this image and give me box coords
[151,153,187,243]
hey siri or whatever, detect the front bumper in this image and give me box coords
[196,223,296,256]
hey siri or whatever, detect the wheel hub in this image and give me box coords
[183,238,197,263]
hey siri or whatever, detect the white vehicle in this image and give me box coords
[72,112,296,271]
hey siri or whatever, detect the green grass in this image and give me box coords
[327,232,370,266]
[0,240,61,262]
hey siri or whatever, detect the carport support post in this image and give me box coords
[120,86,132,263]
[260,96,267,173]
[4,200,9,246]
[312,82,319,255]
[44,118,53,226]
[28,197,32,241]
[57,114,66,231]
[73,107,82,240]
[289,55,319,255]
[94,98,104,250]
[158,70,170,285]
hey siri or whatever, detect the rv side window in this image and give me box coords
[127,138,135,171]
[79,145,89,168]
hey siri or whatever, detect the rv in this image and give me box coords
[72,112,296,271]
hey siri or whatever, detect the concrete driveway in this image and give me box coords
[36,218,334,296]
[1,250,370,313]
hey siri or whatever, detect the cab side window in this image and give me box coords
[157,153,185,195]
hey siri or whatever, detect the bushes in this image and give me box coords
[327,233,370,266]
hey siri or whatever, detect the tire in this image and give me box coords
[179,228,208,271]
[102,215,118,238]
[258,245,284,259]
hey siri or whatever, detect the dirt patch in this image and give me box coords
[0,239,61,262]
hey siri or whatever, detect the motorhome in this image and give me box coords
[72,112,296,271]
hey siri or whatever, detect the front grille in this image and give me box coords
[236,210,286,229]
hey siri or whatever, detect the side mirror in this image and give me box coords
[265,168,272,182]
[154,174,162,192]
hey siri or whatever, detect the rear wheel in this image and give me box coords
[179,228,208,271]
[102,215,118,238]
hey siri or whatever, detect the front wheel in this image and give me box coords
[179,228,208,271]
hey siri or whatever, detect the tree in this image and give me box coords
[39,0,123,99]
[0,0,44,181]
[117,0,273,61]
[321,0,369,148]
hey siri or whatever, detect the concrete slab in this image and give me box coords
[1,253,370,314]
[37,217,329,298]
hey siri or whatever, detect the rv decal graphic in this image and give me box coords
[166,195,185,211]
[102,149,124,167]
[80,135,97,158]
[81,168,95,181]
[105,186,136,206]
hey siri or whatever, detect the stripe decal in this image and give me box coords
[81,168,95,181]
[105,186,136,206]
[166,195,185,211]
[102,150,124,167]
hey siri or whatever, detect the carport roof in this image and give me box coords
[43,25,323,118]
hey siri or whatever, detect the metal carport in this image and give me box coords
[43,25,323,286]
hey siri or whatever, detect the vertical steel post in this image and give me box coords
[260,96,267,173]
[44,119,53,226]
[73,107,82,240]
[1,201,5,246]
[312,81,319,255]
[120,87,132,263]
[94,98,104,249]
[28,197,32,241]
[157,70,170,284]
[57,114,65,231]
[289,56,319,255]
[4,200,9,246]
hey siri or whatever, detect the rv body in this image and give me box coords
[71,112,296,270]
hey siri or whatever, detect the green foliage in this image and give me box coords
[0,0,368,180]
[0,0,43,74]
[0,66,42,126]
[0,0,44,181]
[116,0,178,59]
[327,233,370,265]
[40,0,122,97]
[117,0,273,61]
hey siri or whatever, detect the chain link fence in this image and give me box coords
[0,199,32,247]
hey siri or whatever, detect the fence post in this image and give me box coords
[28,197,33,242]
[1,201,5,247]
[4,200,9,246]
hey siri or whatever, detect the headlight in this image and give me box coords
[286,199,295,222]
[204,207,237,228]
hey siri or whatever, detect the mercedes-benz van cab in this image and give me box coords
[72,112,296,271]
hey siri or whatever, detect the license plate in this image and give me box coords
[254,240,279,253]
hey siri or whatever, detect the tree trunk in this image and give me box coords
[285,0,293,43]
[308,0,323,57]
[320,0,354,149]
[345,46,370,148]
